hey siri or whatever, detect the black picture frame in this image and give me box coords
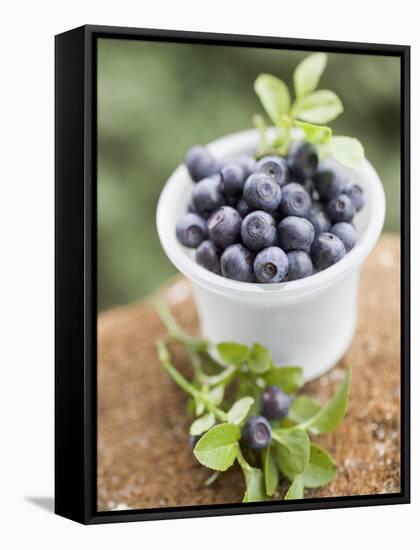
[55,24,410,525]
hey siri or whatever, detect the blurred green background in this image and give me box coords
[97,38,401,311]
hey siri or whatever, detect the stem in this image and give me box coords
[237,446,252,474]
[157,340,227,422]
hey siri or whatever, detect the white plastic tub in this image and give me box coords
[156,129,385,381]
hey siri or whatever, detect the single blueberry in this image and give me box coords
[220,163,248,197]
[286,250,313,280]
[241,211,277,251]
[236,197,252,218]
[195,240,221,274]
[261,386,292,419]
[243,173,282,213]
[330,222,357,252]
[279,182,311,218]
[306,202,331,234]
[192,175,225,218]
[185,145,219,182]
[343,181,365,212]
[207,206,242,249]
[287,142,318,181]
[220,243,255,282]
[277,216,315,252]
[242,415,272,450]
[313,169,345,202]
[326,193,355,223]
[311,232,346,270]
[175,213,208,248]
[256,155,289,186]
[254,247,289,283]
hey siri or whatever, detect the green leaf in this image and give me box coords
[303,443,337,488]
[216,342,249,365]
[263,366,304,394]
[330,136,364,168]
[294,52,328,98]
[254,74,291,125]
[204,364,237,387]
[299,368,351,434]
[294,90,343,124]
[193,423,240,471]
[242,467,267,502]
[208,385,224,406]
[288,395,321,424]
[262,446,279,497]
[189,412,216,436]
[273,428,310,480]
[294,121,332,145]
[249,343,271,374]
[284,475,304,500]
[227,397,254,425]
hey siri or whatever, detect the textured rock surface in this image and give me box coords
[97,235,401,512]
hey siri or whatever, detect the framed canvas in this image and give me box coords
[55,25,410,524]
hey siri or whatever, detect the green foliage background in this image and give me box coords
[98,38,400,311]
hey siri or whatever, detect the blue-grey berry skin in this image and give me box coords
[242,416,272,450]
[237,155,257,178]
[192,175,225,218]
[286,250,313,280]
[176,213,208,248]
[207,206,242,249]
[261,386,292,420]
[195,240,221,274]
[241,211,277,252]
[236,197,251,218]
[256,156,289,186]
[254,247,289,283]
[330,222,357,252]
[188,434,200,448]
[287,142,318,181]
[185,145,219,182]
[302,178,315,196]
[277,216,315,252]
[220,163,248,197]
[311,232,346,270]
[279,183,311,218]
[306,203,331,234]
[326,193,355,223]
[243,173,282,213]
[343,181,365,212]
[313,169,345,202]
[187,201,197,214]
[220,244,254,282]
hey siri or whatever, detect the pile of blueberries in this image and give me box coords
[175,142,364,283]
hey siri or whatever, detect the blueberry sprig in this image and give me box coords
[156,302,351,502]
[254,53,365,167]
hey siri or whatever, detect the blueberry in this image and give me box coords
[192,175,225,218]
[188,434,200,448]
[277,216,315,252]
[256,156,289,186]
[237,155,257,178]
[306,203,331,234]
[302,178,315,196]
[286,250,313,280]
[207,206,242,249]
[187,201,197,214]
[279,183,311,218]
[176,213,207,248]
[220,244,254,282]
[241,211,277,251]
[330,222,357,252]
[196,240,221,274]
[220,163,248,197]
[242,416,272,450]
[236,197,251,218]
[261,386,292,419]
[185,145,219,182]
[287,142,318,181]
[326,194,355,223]
[343,181,365,212]
[311,232,346,270]
[243,173,282,213]
[313,169,345,202]
[254,247,289,283]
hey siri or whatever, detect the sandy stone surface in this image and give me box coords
[97,235,401,512]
